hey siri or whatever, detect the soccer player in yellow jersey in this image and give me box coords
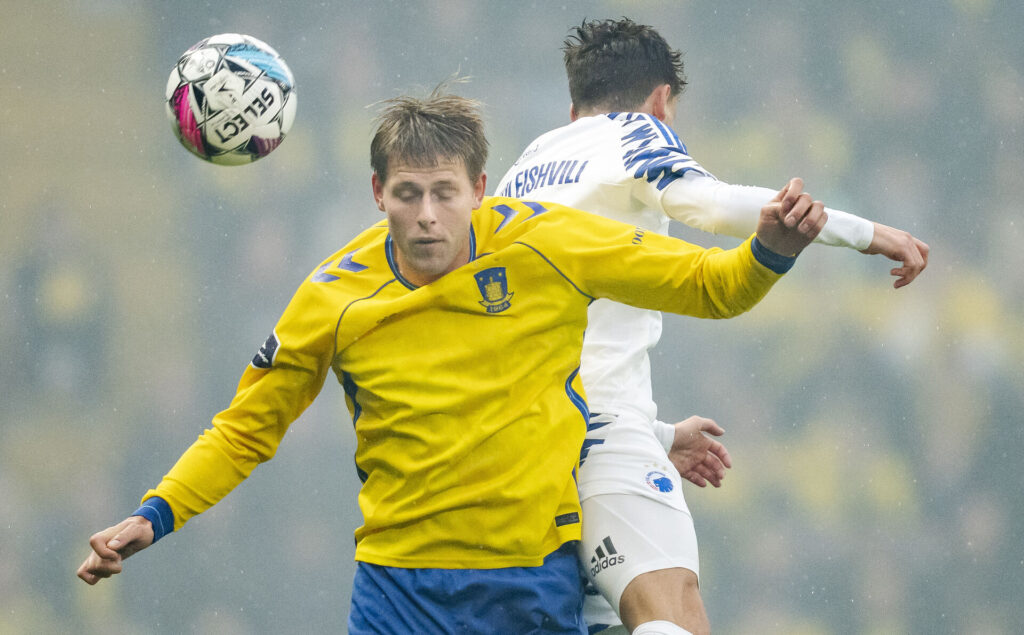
[77,87,827,633]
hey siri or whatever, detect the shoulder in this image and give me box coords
[604,114,713,190]
[477,196,617,244]
[604,112,688,153]
[478,196,583,228]
[293,221,393,300]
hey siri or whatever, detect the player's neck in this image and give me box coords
[572,105,657,121]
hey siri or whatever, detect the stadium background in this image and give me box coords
[2,0,1021,632]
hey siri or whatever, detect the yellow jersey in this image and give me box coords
[142,196,783,568]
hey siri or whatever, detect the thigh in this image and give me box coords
[579,493,699,614]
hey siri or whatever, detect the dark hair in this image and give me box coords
[370,83,489,184]
[563,17,687,113]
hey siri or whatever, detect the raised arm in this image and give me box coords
[658,172,928,287]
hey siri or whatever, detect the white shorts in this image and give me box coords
[577,413,700,628]
[579,412,689,509]
[579,493,700,620]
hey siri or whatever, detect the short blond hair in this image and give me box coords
[370,84,489,183]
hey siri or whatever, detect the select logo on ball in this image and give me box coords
[165,33,296,165]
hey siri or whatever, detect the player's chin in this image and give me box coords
[412,244,449,264]
[408,252,456,280]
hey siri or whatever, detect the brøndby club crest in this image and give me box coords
[474,267,513,313]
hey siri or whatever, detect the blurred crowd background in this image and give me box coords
[2,1,1022,632]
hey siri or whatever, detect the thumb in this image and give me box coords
[107,522,145,551]
[699,418,725,436]
[107,531,129,551]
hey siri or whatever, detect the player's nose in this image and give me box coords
[417,199,439,226]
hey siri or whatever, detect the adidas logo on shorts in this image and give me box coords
[589,536,625,577]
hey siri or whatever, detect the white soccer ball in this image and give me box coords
[165,33,297,165]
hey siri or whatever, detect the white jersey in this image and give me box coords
[495,113,873,461]
[497,112,874,630]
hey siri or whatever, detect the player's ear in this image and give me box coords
[371,173,386,212]
[647,84,673,122]
[569,103,579,122]
[472,172,487,208]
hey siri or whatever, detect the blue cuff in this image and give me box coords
[132,497,174,543]
[751,236,797,274]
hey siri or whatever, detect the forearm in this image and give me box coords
[141,359,325,531]
[625,234,789,319]
[550,207,789,319]
[142,422,265,531]
[663,174,873,249]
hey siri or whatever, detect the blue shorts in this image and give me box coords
[348,542,586,634]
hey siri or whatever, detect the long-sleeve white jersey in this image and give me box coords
[495,113,873,450]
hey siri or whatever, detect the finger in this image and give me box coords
[77,553,122,584]
[78,569,99,585]
[761,202,784,227]
[893,267,911,289]
[779,178,804,217]
[707,439,732,469]
[684,470,708,488]
[798,201,827,237]
[701,452,728,482]
[697,418,724,437]
[77,559,99,584]
[892,247,922,287]
[893,262,920,288]
[89,531,120,560]
[107,526,140,553]
[895,236,930,288]
[692,458,724,489]
[781,177,803,206]
[771,178,795,203]
[915,238,930,267]
[695,462,723,488]
[81,561,119,581]
[784,193,813,228]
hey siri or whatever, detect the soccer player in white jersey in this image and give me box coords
[495,18,929,635]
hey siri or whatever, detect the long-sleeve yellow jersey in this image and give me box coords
[142,196,785,569]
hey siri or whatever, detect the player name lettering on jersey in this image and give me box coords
[497,159,589,198]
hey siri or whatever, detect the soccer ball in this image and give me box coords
[165,33,297,165]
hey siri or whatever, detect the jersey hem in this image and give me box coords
[354,538,579,569]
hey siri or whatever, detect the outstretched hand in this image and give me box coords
[668,416,732,488]
[76,516,154,585]
[862,222,930,288]
[755,177,827,257]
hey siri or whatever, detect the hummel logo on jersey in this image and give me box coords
[251,331,279,369]
[589,536,625,577]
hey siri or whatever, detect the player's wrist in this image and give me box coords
[750,236,797,274]
[132,497,174,543]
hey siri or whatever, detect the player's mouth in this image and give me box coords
[412,237,443,246]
